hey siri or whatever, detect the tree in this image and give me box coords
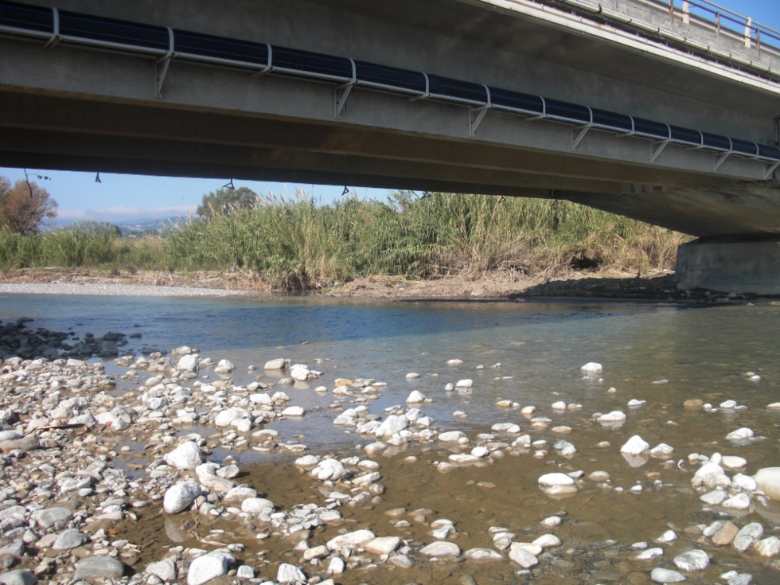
[0,177,58,234]
[196,186,258,218]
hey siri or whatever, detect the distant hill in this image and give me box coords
[49,215,190,236]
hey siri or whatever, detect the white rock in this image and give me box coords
[551,401,566,410]
[581,362,602,374]
[733,473,757,491]
[720,400,737,409]
[596,411,626,423]
[214,359,234,374]
[733,522,763,552]
[438,431,467,442]
[700,490,727,505]
[188,552,233,585]
[628,399,646,407]
[673,549,709,571]
[508,544,539,568]
[326,530,376,552]
[177,354,199,372]
[635,548,664,560]
[456,379,473,388]
[241,498,275,514]
[754,467,780,500]
[722,493,751,510]
[447,359,463,365]
[406,391,426,404]
[281,406,304,417]
[541,516,562,528]
[726,428,754,441]
[264,358,286,370]
[721,456,747,470]
[754,536,780,557]
[491,423,520,433]
[650,443,674,457]
[312,459,348,481]
[655,530,677,543]
[375,415,409,438]
[214,407,251,428]
[419,541,460,557]
[164,481,202,514]
[650,567,686,583]
[327,557,344,575]
[364,537,401,555]
[294,455,319,467]
[464,548,503,561]
[405,372,420,380]
[692,462,730,489]
[532,534,561,548]
[620,435,649,456]
[276,563,306,584]
[164,442,202,470]
[146,559,177,582]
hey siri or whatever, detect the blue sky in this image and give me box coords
[0,0,777,225]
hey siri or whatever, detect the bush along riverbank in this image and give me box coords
[0,192,689,291]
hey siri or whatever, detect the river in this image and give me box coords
[1,293,779,584]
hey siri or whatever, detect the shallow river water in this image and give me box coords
[2,293,780,584]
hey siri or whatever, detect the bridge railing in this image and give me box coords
[545,0,780,61]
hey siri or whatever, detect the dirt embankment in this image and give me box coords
[0,266,704,301]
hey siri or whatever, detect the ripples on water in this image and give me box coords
[3,293,780,582]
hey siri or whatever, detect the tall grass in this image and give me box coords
[0,191,689,288]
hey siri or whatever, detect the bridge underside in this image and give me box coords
[2,89,779,240]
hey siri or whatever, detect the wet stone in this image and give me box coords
[650,567,686,583]
[0,570,37,585]
[419,541,460,557]
[52,529,87,550]
[673,549,709,571]
[73,556,125,580]
[733,522,763,552]
[712,521,739,546]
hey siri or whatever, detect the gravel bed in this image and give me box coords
[0,283,246,298]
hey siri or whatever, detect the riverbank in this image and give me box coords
[0,267,696,301]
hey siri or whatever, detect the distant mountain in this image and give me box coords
[49,214,191,235]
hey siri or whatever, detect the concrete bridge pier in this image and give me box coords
[675,238,780,295]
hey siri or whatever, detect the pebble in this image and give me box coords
[73,557,125,580]
[753,467,780,500]
[673,549,709,571]
[712,521,739,546]
[0,571,37,585]
[635,548,663,560]
[164,481,202,514]
[164,441,203,469]
[650,567,686,583]
[419,541,460,557]
[733,522,763,552]
[52,529,87,550]
[276,563,306,583]
[580,362,602,374]
[620,435,649,455]
[725,428,754,441]
[455,379,473,388]
[753,536,780,557]
[508,544,539,568]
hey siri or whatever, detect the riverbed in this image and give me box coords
[0,293,779,585]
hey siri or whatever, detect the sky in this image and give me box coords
[0,0,777,225]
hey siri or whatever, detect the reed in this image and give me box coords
[0,191,689,287]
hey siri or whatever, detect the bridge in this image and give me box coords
[1,0,780,293]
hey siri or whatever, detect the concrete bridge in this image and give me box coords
[1,0,780,292]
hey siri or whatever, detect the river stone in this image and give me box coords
[754,536,780,557]
[241,498,275,514]
[163,481,202,514]
[456,379,473,388]
[31,507,72,529]
[312,459,347,481]
[700,489,727,505]
[164,441,202,469]
[491,423,520,433]
[439,431,467,442]
[277,563,306,583]
[712,521,739,545]
[533,534,561,548]
[464,548,503,561]
[635,548,663,560]
[236,565,254,579]
[214,408,250,427]
[327,530,375,552]
[692,462,730,489]
[581,362,602,373]
[508,544,539,568]
[721,456,747,470]
[375,415,408,438]
[722,493,751,510]
[754,467,780,500]
[0,432,21,442]
[52,529,87,550]
[364,537,401,555]
[188,551,234,585]
[223,486,257,504]
[597,411,626,423]
[733,523,763,552]
[0,570,37,585]
[650,568,686,583]
[264,358,286,370]
[0,436,39,454]
[733,473,757,491]
[281,406,304,417]
[146,559,177,582]
[214,359,234,374]
[176,354,199,372]
[406,390,426,404]
[673,549,709,571]
[620,435,649,455]
[420,541,460,557]
[726,428,754,441]
[538,473,575,489]
[74,557,125,580]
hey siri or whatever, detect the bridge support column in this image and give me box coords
[676,238,780,295]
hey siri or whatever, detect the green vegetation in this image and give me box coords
[0,191,688,289]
